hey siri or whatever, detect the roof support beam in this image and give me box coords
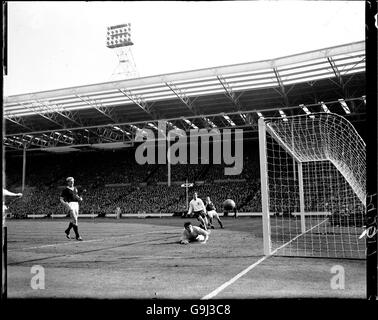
[217,75,243,111]
[165,81,195,113]
[216,75,255,126]
[37,97,125,144]
[3,114,34,131]
[20,101,66,128]
[118,89,150,114]
[4,96,365,142]
[328,55,365,90]
[96,127,124,143]
[328,57,344,89]
[327,56,358,99]
[24,136,50,148]
[75,94,119,123]
[33,99,85,127]
[4,134,51,149]
[165,81,208,128]
[273,68,290,107]
[3,137,24,150]
[44,131,75,147]
[342,64,365,88]
[118,88,162,119]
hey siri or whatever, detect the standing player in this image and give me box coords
[180,221,210,244]
[60,177,83,241]
[205,196,224,229]
[187,192,208,230]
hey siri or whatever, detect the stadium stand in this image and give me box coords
[4,143,263,218]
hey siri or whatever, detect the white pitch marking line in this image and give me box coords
[202,218,329,300]
[9,228,181,252]
[201,255,270,300]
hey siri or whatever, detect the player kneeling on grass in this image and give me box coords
[180,222,210,245]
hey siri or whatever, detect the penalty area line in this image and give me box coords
[202,218,329,300]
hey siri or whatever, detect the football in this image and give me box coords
[223,199,236,211]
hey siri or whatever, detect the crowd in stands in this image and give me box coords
[4,146,264,218]
[3,143,364,221]
[5,182,262,218]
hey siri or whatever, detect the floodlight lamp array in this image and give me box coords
[106,23,133,48]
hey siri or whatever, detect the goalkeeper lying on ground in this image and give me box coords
[180,221,210,244]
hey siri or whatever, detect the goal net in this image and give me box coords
[258,113,366,259]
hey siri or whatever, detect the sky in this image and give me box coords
[4,1,365,96]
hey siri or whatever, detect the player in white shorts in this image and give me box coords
[187,192,209,230]
[60,177,83,241]
[205,196,224,229]
[180,221,210,244]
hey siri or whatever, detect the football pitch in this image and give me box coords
[5,217,365,299]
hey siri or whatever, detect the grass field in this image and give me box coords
[5,216,366,299]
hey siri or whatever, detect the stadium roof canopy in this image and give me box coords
[3,41,365,152]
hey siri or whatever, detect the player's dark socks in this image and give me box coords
[72,224,81,239]
[65,222,73,238]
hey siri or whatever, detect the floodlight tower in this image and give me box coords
[106,23,138,80]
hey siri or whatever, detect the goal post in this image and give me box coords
[258,113,366,259]
[258,118,272,255]
[1,226,7,299]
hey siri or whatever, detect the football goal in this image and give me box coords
[258,113,366,259]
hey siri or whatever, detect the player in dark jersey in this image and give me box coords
[205,196,224,229]
[60,177,83,240]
